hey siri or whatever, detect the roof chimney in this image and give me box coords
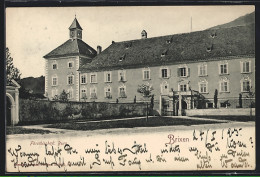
[97,45,102,54]
[141,30,147,39]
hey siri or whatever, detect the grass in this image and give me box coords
[191,115,255,122]
[6,126,52,135]
[46,116,220,131]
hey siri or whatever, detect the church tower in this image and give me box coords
[69,17,83,40]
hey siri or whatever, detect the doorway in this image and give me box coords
[176,100,187,116]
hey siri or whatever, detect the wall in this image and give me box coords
[19,99,152,124]
[79,56,255,108]
[185,108,255,116]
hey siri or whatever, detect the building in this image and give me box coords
[44,17,255,116]
[43,17,97,101]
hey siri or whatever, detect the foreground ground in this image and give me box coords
[6,115,254,135]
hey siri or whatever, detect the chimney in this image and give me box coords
[97,45,102,54]
[141,30,147,39]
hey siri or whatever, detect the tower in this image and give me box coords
[69,17,83,40]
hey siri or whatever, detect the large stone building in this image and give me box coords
[44,17,255,115]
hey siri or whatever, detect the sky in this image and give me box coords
[6,6,255,78]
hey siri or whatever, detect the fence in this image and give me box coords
[19,99,153,125]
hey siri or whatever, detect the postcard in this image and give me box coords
[5,5,255,172]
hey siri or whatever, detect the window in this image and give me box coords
[81,74,87,84]
[221,82,228,92]
[219,78,229,92]
[143,68,150,80]
[180,68,186,77]
[52,63,57,70]
[199,83,207,93]
[199,80,208,93]
[118,70,126,82]
[241,61,251,73]
[67,75,74,85]
[179,84,187,92]
[90,87,97,99]
[52,76,58,86]
[219,63,228,75]
[242,81,250,92]
[68,61,74,68]
[178,66,189,77]
[160,81,169,94]
[161,69,168,78]
[198,64,207,76]
[90,73,97,83]
[104,72,112,82]
[119,86,127,98]
[241,77,251,92]
[81,89,87,99]
[105,87,112,99]
[67,89,73,99]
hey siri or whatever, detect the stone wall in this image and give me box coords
[185,108,255,116]
[19,99,153,124]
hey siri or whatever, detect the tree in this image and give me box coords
[246,86,255,119]
[239,93,242,108]
[137,83,154,121]
[6,48,21,82]
[137,83,154,97]
[58,90,69,102]
[214,89,218,108]
[150,95,154,115]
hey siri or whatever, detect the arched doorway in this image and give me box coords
[6,96,11,126]
[6,80,20,125]
[176,100,188,116]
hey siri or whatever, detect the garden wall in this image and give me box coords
[19,99,153,124]
[185,108,255,116]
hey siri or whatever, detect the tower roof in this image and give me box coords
[69,18,83,30]
[43,39,96,59]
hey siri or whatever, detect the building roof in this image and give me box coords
[69,18,83,30]
[44,39,97,59]
[79,24,255,72]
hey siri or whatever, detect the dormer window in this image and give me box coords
[119,54,126,62]
[166,37,173,44]
[206,44,213,52]
[161,49,168,57]
[210,32,217,38]
[125,42,132,49]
